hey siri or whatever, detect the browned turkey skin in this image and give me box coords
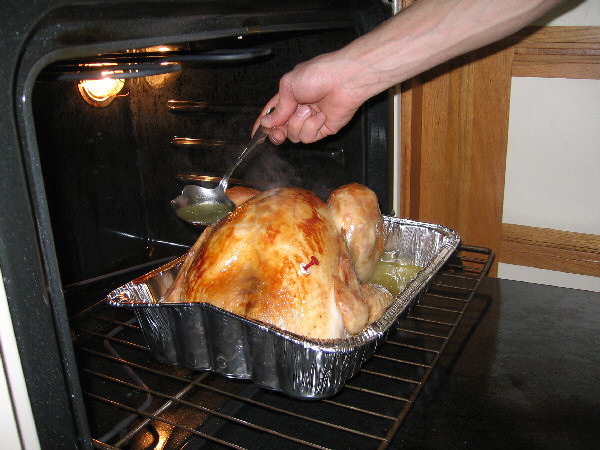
[165,183,392,339]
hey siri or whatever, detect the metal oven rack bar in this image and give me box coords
[69,245,494,449]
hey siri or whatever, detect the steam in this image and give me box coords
[243,144,302,191]
[241,141,343,201]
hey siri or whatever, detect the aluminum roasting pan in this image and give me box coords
[106,217,460,399]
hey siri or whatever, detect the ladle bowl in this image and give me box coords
[171,110,272,226]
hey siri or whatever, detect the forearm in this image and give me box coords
[337,0,567,102]
[258,0,567,143]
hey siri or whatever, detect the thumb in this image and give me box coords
[260,90,299,128]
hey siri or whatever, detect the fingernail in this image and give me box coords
[261,114,272,125]
[297,105,311,118]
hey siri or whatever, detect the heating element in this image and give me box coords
[69,245,493,449]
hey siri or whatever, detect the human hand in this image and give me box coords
[252,51,366,145]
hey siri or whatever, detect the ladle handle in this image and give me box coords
[218,108,274,192]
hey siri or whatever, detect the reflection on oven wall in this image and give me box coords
[32,29,379,288]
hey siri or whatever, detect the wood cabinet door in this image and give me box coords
[399,25,600,277]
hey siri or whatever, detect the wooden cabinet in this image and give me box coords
[399,24,600,277]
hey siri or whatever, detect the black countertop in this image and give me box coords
[391,277,600,449]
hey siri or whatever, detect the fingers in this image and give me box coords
[268,128,287,145]
[254,69,332,144]
[251,114,286,144]
[264,73,302,127]
[259,104,329,145]
[252,91,296,145]
[251,94,279,136]
[304,112,328,142]
[287,107,327,144]
[286,105,313,142]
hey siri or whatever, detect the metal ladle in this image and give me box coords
[171,109,273,226]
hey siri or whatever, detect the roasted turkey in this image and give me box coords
[164,183,392,339]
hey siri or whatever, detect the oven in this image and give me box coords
[1,1,494,448]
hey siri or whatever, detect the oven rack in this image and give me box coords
[70,245,494,449]
[39,48,273,81]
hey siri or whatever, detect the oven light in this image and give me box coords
[78,77,125,107]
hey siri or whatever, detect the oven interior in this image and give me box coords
[17,2,489,448]
[33,26,389,291]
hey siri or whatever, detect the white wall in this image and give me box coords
[534,0,600,26]
[498,0,600,292]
